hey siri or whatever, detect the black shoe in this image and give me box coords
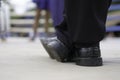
[40,37,57,59]
[75,46,103,66]
[47,39,74,62]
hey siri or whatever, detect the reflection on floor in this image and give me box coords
[0,37,120,80]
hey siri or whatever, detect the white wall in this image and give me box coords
[9,0,35,15]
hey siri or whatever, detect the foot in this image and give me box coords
[75,46,103,66]
[1,38,6,42]
[30,36,36,41]
[47,39,70,62]
[41,37,75,62]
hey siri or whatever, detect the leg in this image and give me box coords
[64,0,112,47]
[31,8,41,41]
[49,0,64,26]
[64,0,112,66]
[44,10,50,33]
[42,0,112,66]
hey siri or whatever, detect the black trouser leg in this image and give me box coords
[65,0,112,47]
[55,18,72,48]
[56,0,112,48]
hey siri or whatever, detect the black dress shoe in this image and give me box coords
[40,37,57,59]
[47,39,74,62]
[75,46,103,66]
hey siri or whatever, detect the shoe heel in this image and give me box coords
[76,57,103,66]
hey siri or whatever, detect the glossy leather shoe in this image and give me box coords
[75,46,103,66]
[47,39,74,62]
[40,37,57,59]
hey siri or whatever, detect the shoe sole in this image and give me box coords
[76,57,103,66]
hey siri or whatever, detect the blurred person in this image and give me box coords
[49,0,64,27]
[30,0,50,41]
[0,0,10,41]
[41,0,112,66]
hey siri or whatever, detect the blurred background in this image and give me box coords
[0,0,120,41]
[0,0,64,41]
[0,0,120,80]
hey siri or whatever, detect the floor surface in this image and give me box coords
[0,37,120,80]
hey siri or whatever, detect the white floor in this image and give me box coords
[0,37,120,80]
